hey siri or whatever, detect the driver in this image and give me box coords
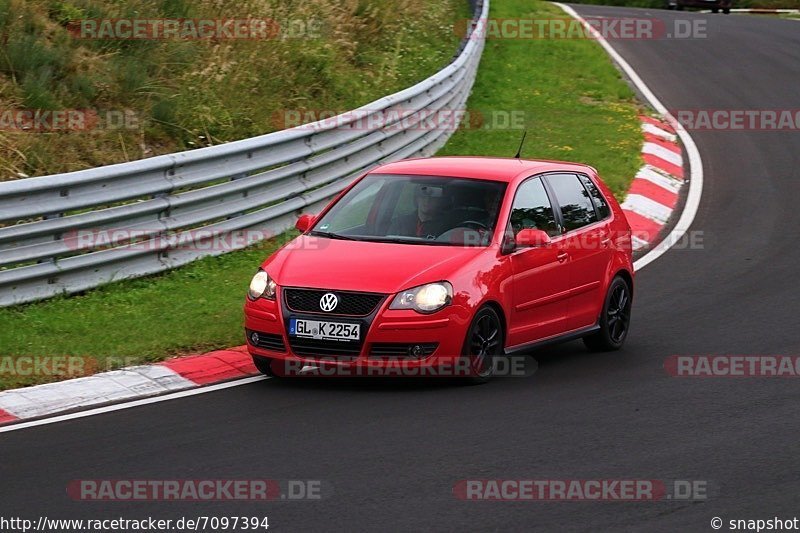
[388,184,454,239]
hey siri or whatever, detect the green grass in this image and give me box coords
[0,235,292,390]
[0,0,646,391]
[440,0,643,198]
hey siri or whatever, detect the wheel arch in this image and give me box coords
[613,268,634,297]
[480,299,508,347]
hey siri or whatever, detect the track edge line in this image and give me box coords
[552,1,704,272]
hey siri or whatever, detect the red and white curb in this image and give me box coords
[0,346,256,425]
[624,115,685,252]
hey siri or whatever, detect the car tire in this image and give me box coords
[252,355,290,377]
[461,306,505,384]
[712,7,719,12]
[676,4,684,9]
[583,276,632,352]
[722,7,730,13]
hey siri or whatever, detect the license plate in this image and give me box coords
[289,318,360,341]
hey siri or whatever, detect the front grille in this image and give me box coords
[246,329,286,352]
[369,343,438,358]
[288,337,362,359]
[284,288,384,316]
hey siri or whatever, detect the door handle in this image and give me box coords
[557,252,569,263]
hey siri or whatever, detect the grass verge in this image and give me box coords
[0,235,292,390]
[0,0,644,391]
[440,0,642,198]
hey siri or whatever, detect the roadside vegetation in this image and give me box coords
[0,0,645,390]
[0,0,467,179]
[440,0,642,199]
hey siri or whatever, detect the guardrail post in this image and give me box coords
[37,211,63,266]
[227,171,249,220]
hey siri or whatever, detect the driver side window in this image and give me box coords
[323,179,384,232]
[509,178,560,237]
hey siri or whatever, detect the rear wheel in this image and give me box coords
[583,276,632,352]
[722,7,730,13]
[462,306,505,384]
[712,7,719,12]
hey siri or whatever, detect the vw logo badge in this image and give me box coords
[319,292,339,312]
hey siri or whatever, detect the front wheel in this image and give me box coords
[461,306,505,384]
[722,7,730,13]
[711,7,719,12]
[583,276,632,352]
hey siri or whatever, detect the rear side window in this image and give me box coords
[546,174,598,231]
[579,174,611,220]
[509,178,560,237]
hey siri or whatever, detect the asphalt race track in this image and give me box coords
[2,6,800,531]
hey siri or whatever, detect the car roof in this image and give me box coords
[369,156,596,183]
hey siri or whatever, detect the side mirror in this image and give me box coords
[295,214,316,233]
[515,228,551,248]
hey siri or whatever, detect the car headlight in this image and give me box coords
[248,269,277,300]
[389,282,453,314]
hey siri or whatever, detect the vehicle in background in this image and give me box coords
[667,0,732,13]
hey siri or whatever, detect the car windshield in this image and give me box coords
[311,174,507,246]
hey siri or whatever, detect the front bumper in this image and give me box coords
[243,287,472,374]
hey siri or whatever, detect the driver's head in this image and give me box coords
[414,184,447,221]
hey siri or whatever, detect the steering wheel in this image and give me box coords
[459,220,489,231]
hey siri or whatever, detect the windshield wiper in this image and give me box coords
[308,230,358,241]
[309,232,467,245]
[360,236,453,245]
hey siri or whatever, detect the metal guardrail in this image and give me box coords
[0,0,488,307]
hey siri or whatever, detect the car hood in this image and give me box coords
[263,235,487,294]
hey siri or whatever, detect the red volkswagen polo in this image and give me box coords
[244,157,633,382]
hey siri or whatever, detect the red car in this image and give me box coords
[244,157,633,383]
